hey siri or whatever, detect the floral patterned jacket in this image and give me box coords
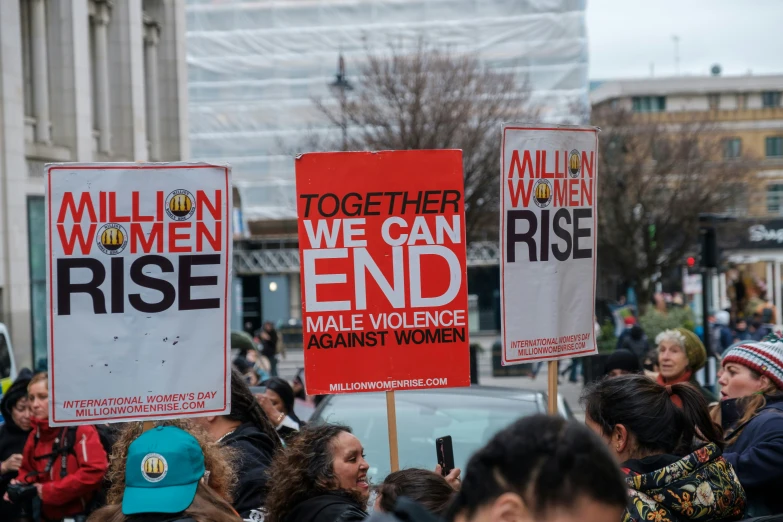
[622,444,746,522]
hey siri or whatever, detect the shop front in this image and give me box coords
[719,219,783,326]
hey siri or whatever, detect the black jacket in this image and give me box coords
[221,422,277,517]
[0,372,32,519]
[283,492,366,522]
[723,394,783,516]
[0,421,29,519]
[261,329,278,358]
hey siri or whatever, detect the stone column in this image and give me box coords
[144,20,160,161]
[30,0,51,143]
[94,1,112,153]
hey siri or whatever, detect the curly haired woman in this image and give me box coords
[265,423,370,522]
[89,420,241,522]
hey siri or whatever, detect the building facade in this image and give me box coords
[591,74,783,322]
[590,74,783,217]
[0,0,189,370]
[186,0,590,333]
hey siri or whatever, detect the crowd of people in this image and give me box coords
[0,319,782,521]
[602,311,783,520]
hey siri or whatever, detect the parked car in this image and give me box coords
[310,385,573,481]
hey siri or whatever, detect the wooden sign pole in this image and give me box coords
[386,390,400,472]
[142,421,154,433]
[547,361,558,414]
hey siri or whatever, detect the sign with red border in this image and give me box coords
[296,151,471,395]
[46,163,232,425]
[500,126,599,365]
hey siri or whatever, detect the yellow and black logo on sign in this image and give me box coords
[568,149,582,178]
[534,179,552,208]
[141,453,168,483]
[569,149,581,178]
[96,223,128,255]
[166,189,195,221]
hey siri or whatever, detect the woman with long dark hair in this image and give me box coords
[265,423,369,522]
[582,374,746,521]
[193,370,282,518]
[0,370,32,519]
[717,337,783,516]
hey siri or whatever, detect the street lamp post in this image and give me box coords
[330,53,353,151]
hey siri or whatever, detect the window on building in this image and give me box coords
[762,91,782,108]
[723,138,741,158]
[766,136,783,157]
[27,196,47,371]
[632,96,666,113]
[708,93,720,110]
[722,184,748,217]
[767,184,783,215]
[737,93,748,110]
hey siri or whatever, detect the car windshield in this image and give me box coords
[315,390,539,482]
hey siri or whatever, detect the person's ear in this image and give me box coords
[206,415,217,423]
[489,492,531,522]
[758,375,773,392]
[612,424,629,454]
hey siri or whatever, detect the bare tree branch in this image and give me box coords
[593,106,755,309]
[314,39,539,241]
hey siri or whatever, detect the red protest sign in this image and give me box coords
[296,150,470,395]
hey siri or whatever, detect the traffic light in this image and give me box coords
[686,256,696,268]
[700,227,719,268]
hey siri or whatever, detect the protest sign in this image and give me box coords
[295,150,470,396]
[500,125,599,368]
[46,163,232,425]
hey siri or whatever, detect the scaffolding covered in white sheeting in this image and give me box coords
[186,0,589,223]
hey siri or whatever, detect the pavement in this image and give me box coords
[275,332,586,419]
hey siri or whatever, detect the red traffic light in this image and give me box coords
[687,256,696,268]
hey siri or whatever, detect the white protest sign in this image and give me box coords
[46,163,232,425]
[500,125,598,365]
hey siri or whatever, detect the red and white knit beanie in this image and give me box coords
[722,337,783,390]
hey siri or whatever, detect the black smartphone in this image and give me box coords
[436,436,455,476]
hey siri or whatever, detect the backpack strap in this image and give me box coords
[59,426,78,479]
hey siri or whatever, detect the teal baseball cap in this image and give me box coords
[122,426,205,515]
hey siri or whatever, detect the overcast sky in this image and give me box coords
[587,0,783,80]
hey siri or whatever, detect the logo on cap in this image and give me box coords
[141,453,168,483]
